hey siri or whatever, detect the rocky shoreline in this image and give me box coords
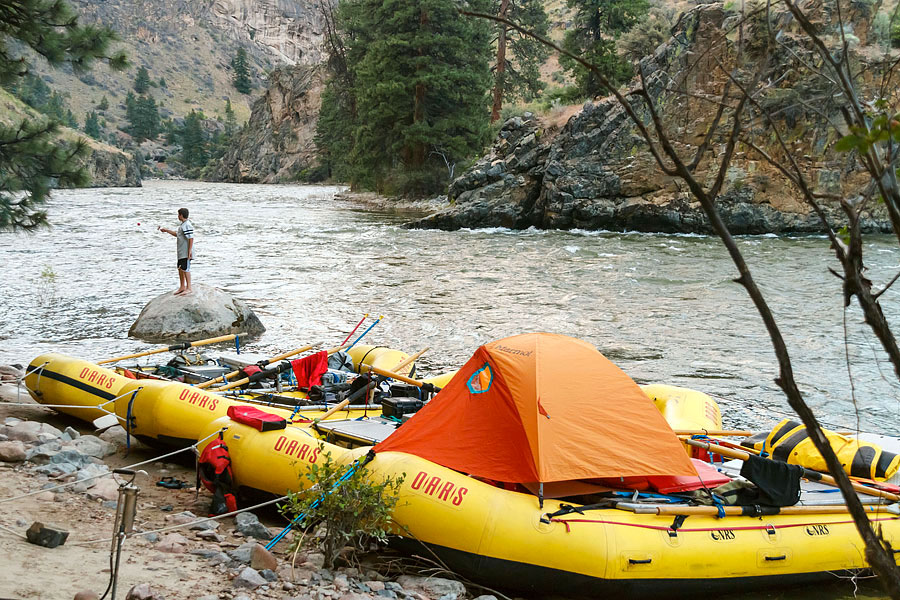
[0,380,500,600]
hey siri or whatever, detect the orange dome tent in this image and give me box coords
[374,333,697,495]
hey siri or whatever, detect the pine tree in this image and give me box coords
[127,95,160,142]
[335,0,493,195]
[223,98,237,138]
[489,0,550,122]
[180,110,208,169]
[231,48,252,94]
[97,95,109,111]
[0,0,127,230]
[560,0,648,97]
[134,65,150,93]
[84,110,101,138]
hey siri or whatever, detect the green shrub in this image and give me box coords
[281,448,405,569]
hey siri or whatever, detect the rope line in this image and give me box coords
[14,362,48,404]
[0,428,227,505]
[70,493,294,546]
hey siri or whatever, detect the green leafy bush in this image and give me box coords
[281,448,405,569]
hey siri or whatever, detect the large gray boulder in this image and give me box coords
[128,283,265,342]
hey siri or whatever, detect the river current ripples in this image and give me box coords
[1,180,899,438]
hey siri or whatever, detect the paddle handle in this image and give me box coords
[319,398,352,421]
[684,439,900,502]
[98,333,245,364]
[392,347,428,373]
[357,363,430,389]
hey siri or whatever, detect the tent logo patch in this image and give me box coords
[467,363,493,394]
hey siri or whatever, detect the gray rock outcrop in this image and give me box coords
[128,283,265,342]
[80,139,142,187]
[411,1,892,234]
[211,65,326,183]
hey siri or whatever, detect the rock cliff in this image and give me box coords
[80,141,142,187]
[211,65,325,183]
[411,0,892,234]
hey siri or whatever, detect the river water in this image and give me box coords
[2,180,900,436]
[1,180,900,597]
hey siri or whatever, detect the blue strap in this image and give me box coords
[235,336,240,354]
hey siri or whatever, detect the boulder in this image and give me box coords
[0,440,26,462]
[8,421,63,443]
[250,543,278,571]
[395,576,466,600]
[25,522,69,548]
[72,435,116,458]
[233,567,267,589]
[128,283,265,342]
[156,533,191,554]
[234,512,272,540]
[99,425,146,450]
[124,583,165,600]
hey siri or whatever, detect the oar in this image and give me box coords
[684,438,900,503]
[674,430,756,437]
[196,344,318,389]
[340,314,369,346]
[392,347,428,373]
[675,429,857,437]
[353,363,440,392]
[346,315,383,350]
[97,333,246,364]
[614,502,899,517]
[217,344,348,392]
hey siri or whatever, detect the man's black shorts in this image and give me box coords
[177,258,191,272]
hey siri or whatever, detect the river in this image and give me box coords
[2,180,900,597]
[2,180,900,436]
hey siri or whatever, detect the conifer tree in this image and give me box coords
[0,0,127,230]
[231,48,252,94]
[133,65,150,94]
[223,98,237,138]
[180,110,208,169]
[84,110,101,138]
[97,95,109,111]
[336,0,493,195]
[560,0,648,97]
[489,0,550,122]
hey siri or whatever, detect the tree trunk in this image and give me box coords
[490,0,511,123]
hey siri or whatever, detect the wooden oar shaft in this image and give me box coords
[392,347,428,373]
[684,439,900,502]
[98,333,245,364]
[217,344,348,392]
[196,344,318,389]
[358,363,429,388]
[319,398,352,421]
[674,430,755,437]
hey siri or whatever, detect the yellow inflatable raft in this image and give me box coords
[22,347,900,598]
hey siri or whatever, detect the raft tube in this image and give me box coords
[24,353,134,422]
[200,416,899,599]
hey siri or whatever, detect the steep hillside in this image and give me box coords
[0,89,140,187]
[25,0,326,143]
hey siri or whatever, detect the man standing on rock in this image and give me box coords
[158,208,194,295]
